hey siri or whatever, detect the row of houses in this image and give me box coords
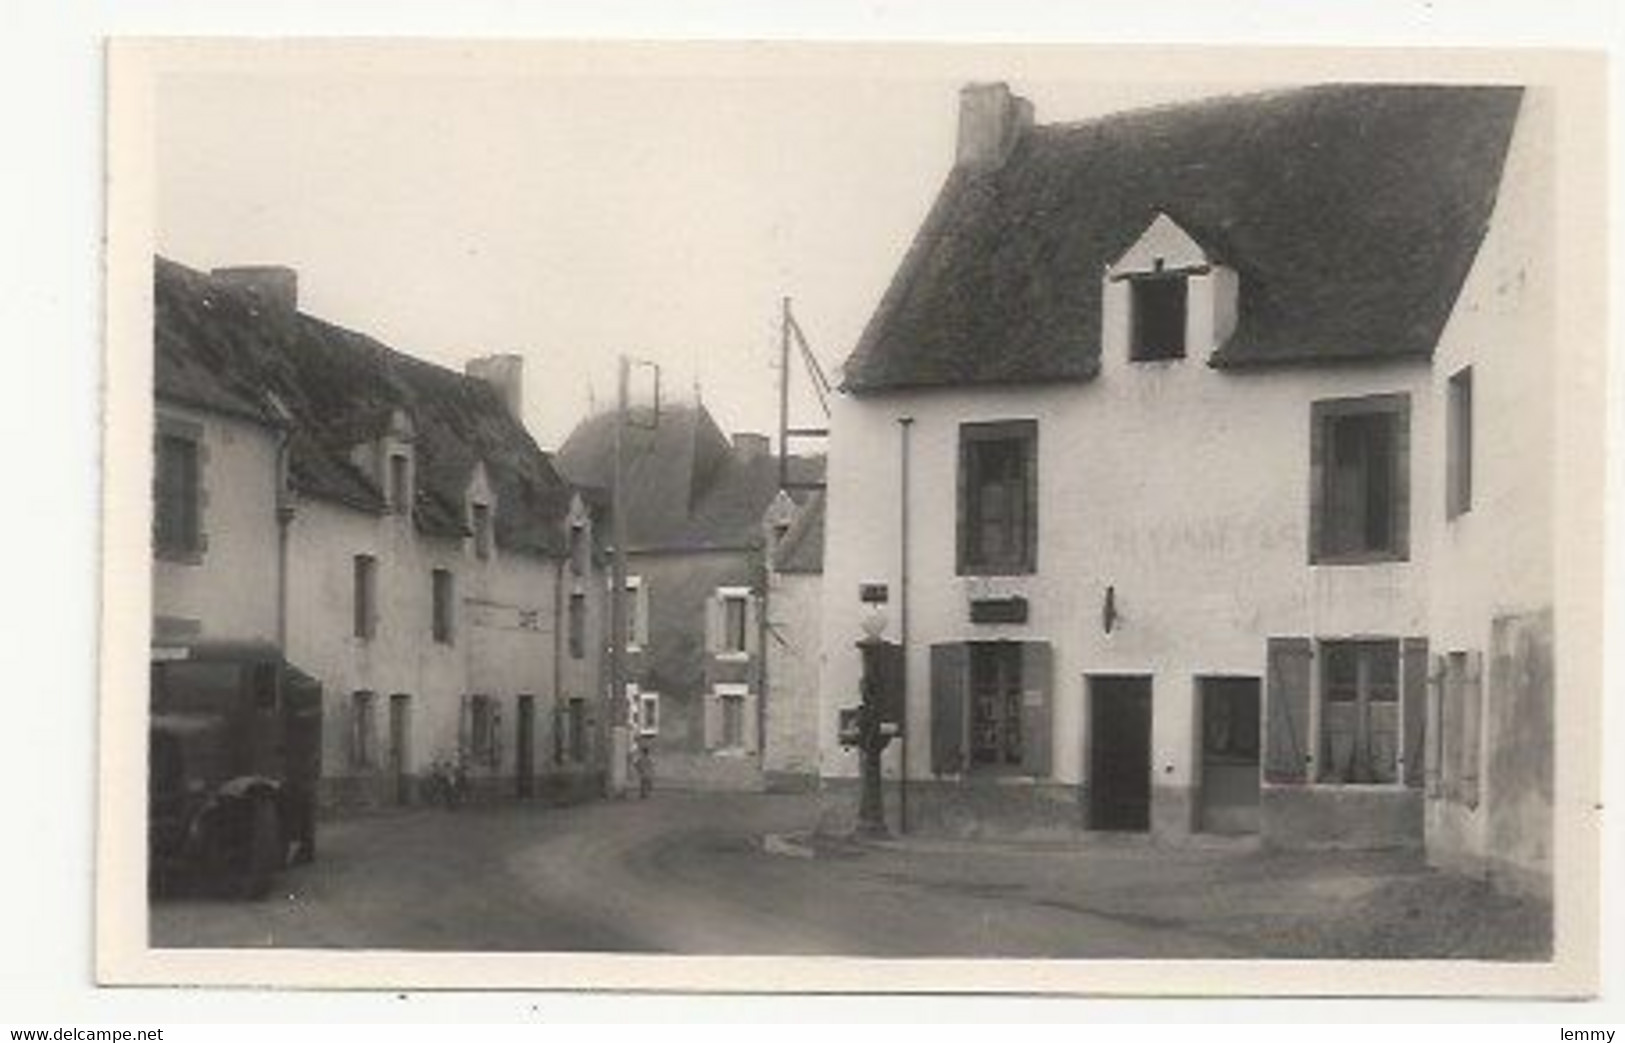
[152,258,825,806]
[814,82,1556,900]
[153,78,1559,904]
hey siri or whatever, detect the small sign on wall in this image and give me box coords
[859,582,889,604]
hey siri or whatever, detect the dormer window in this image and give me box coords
[1107,212,1236,366]
[471,502,493,560]
[388,452,411,514]
[1129,274,1189,361]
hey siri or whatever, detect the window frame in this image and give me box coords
[1446,367,1474,520]
[350,690,378,770]
[431,567,455,644]
[1316,639,1402,786]
[714,682,749,752]
[388,452,411,515]
[353,554,378,640]
[716,586,752,659]
[957,419,1039,576]
[567,590,586,660]
[1127,272,1190,362]
[1309,393,1411,565]
[154,418,207,563]
[471,501,493,560]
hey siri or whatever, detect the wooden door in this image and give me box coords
[1088,676,1152,831]
[1198,677,1261,834]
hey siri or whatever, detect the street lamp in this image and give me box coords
[854,605,893,838]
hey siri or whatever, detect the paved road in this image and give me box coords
[150,791,1545,958]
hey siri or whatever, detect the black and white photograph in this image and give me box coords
[96,38,1606,995]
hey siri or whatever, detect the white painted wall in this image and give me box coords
[819,346,1436,790]
[151,403,281,644]
[285,493,566,794]
[1423,88,1556,886]
[765,568,822,778]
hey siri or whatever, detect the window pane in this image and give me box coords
[1131,277,1188,360]
[724,597,747,652]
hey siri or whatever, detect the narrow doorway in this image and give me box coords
[516,694,536,798]
[388,693,412,805]
[1088,675,1152,831]
[1198,677,1262,834]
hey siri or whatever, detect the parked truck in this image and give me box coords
[148,640,322,899]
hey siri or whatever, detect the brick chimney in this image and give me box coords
[465,354,525,423]
[955,82,1034,171]
[210,265,298,314]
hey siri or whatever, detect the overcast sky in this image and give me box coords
[154,46,1256,450]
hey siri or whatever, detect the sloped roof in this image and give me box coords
[154,256,577,556]
[555,402,824,554]
[771,491,825,574]
[842,84,1524,393]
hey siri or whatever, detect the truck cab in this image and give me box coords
[148,640,322,898]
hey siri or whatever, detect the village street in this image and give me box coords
[150,792,1547,959]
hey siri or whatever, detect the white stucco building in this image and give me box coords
[153,258,609,808]
[818,83,1558,898]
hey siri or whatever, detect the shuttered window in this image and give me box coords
[353,555,378,640]
[1266,636,1429,788]
[706,588,758,659]
[930,641,1051,778]
[1318,641,1400,784]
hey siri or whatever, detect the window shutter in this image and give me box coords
[742,691,759,754]
[1392,402,1411,559]
[1264,637,1313,783]
[1022,425,1039,572]
[635,582,650,648]
[929,643,968,776]
[704,689,723,750]
[744,594,761,658]
[1308,410,1326,563]
[1019,641,1053,778]
[1401,637,1429,788]
[458,694,471,759]
[552,706,566,765]
[1425,654,1445,798]
[704,594,722,654]
[1462,650,1483,809]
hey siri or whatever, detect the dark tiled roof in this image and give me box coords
[154,256,577,556]
[771,492,825,574]
[555,402,824,554]
[842,84,1524,392]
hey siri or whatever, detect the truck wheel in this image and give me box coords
[229,797,280,900]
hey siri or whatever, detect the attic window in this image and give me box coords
[471,503,493,560]
[388,453,411,514]
[1129,275,1188,361]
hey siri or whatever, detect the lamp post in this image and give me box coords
[855,605,892,838]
